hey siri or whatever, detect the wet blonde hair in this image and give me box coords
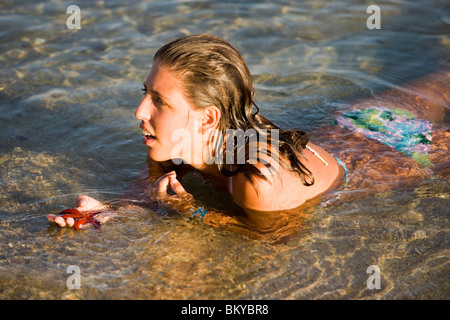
[154,34,314,186]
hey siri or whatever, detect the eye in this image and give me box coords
[152,95,166,107]
[141,85,168,108]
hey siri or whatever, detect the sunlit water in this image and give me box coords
[0,0,449,299]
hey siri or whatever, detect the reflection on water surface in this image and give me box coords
[0,0,449,299]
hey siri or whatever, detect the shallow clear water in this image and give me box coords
[1,0,449,299]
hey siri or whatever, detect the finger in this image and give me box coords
[54,216,66,227]
[93,212,112,224]
[76,195,106,212]
[157,176,171,194]
[76,195,89,208]
[48,214,71,228]
[66,217,75,227]
[170,176,186,195]
[154,171,176,183]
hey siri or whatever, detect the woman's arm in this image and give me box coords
[48,158,199,229]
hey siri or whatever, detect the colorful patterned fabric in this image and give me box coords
[336,107,433,165]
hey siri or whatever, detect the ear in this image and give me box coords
[201,105,221,134]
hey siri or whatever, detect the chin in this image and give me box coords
[146,149,161,161]
[146,149,172,163]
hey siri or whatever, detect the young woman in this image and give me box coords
[48,35,448,234]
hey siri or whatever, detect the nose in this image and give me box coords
[135,97,151,121]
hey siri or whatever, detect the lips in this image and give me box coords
[142,129,156,139]
[142,128,156,146]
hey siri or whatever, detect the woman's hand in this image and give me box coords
[48,195,111,229]
[152,170,187,198]
[151,171,197,213]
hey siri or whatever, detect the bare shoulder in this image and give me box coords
[231,162,309,211]
[231,143,341,211]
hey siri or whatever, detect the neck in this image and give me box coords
[186,137,224,178]
[190,162,221,177]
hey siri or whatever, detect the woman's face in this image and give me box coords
[135,62,202,163]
